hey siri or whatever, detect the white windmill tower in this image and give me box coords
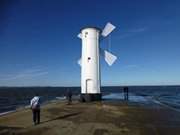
[77,22,117,102]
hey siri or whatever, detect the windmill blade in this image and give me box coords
[77,33,82,39]
[77,58,81,66]
[100,48,117,66]
[101,22,116,37]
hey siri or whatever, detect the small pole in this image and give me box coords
[108,34,111,52]
[126,87,129,100]
[124,87,129,101]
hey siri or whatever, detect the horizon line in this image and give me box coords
[0,84,180,88]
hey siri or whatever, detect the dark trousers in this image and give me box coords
[32,109,40,124]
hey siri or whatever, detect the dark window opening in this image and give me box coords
[88,57,91,62]
[85,32,88,38]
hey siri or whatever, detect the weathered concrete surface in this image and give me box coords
[0,100,180,135]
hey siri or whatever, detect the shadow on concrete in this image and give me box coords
[40,112,81,124]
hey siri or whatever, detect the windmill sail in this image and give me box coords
[100,48,117,66]
[77,33,82,39]
[77,58,81,66]
[101,22,116,37]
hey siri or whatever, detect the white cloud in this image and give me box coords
[119,64,140,70]
[0,67,48,81]
[116,27,148,39]
[125,64,139,69]
[128,27,147,33]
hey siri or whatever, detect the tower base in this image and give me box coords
[80,93,102,102]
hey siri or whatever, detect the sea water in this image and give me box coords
[0,86,180,115]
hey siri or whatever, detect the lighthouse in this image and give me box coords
[77,23,117,102]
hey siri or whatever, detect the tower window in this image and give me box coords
[88,57,91,62]
[85,32,88,37]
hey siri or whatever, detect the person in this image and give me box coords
[30,94,40,125]
[123,87,129,101]
[66,89,72,105]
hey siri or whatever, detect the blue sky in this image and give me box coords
[0,0,180,86]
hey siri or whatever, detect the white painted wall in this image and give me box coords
[81,28,100,94]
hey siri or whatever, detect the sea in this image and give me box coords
[0,86,180,115]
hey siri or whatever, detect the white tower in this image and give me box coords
[78,23,117,102]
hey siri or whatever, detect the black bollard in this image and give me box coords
[123,87,129,101]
